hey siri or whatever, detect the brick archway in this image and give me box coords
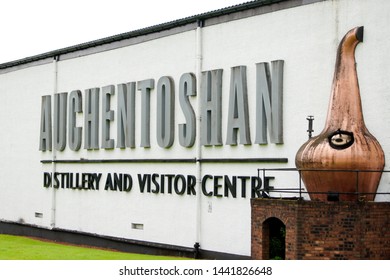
[252,199,390,259]
[262,217,286,259]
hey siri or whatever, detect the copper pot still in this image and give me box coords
[295,26,385,201]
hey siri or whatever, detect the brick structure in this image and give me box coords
[251,199,390,259]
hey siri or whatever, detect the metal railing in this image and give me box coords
[256,168,390,201]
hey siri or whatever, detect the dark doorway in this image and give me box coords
[262,217,286,259]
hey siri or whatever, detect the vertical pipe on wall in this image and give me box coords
[50,55,59,228]
[195,19,203,255]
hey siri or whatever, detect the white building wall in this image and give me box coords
[0,0,390,256]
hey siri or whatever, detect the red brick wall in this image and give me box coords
[251,199,390,260]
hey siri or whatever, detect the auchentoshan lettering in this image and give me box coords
[39,61,284,151]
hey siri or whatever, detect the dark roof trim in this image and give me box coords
[0,0,291,70]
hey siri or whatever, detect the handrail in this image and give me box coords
[256,168,390,201]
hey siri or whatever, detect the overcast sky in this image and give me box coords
[0,0,248,64]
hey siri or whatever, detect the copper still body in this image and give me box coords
[295,26,385,201]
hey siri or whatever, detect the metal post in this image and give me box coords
[306,116,314,139]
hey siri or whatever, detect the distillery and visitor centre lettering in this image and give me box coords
[42,171,273,198]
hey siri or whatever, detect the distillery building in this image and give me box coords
[1,0,390,259]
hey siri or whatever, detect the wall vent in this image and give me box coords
[35,212,43,218]
[131,223,144,230]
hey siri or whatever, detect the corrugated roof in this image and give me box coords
[0,0,287,70]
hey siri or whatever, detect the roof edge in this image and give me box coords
[0,0,288,70]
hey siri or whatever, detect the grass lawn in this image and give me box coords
[0,234,187,260]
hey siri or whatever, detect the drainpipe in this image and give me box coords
[194,19,203,257]
[50,55,59,228]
